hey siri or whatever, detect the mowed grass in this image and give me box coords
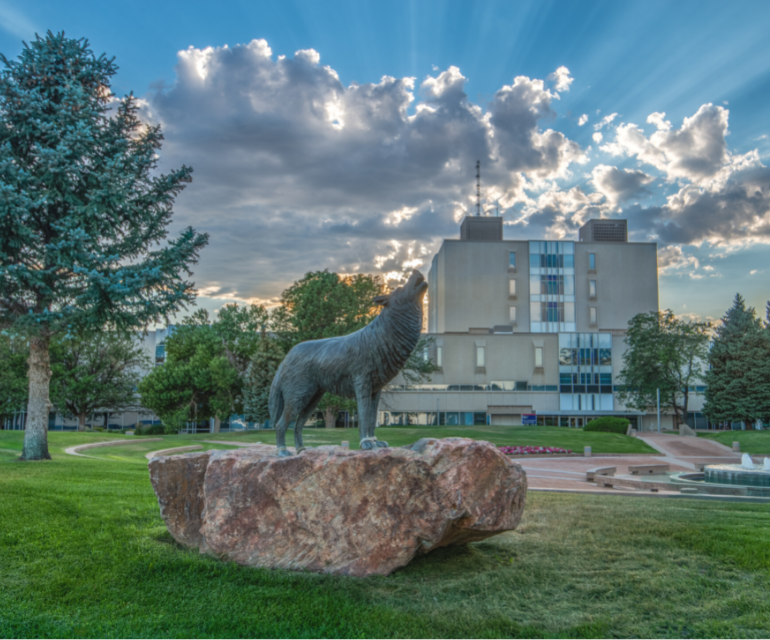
[109,423,653,458]
[2,432,770,637]
[699,430,770,455]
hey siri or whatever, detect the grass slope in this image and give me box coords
[699,430,770,455]
[2,432,768,638]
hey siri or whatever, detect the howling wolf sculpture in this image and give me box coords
[269,269,428,456]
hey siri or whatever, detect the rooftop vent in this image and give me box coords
[460,216,503,241]
[579,219,628,243]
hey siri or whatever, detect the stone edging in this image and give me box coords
[64,438,164,459]
[145,445,203,460]
[505,452,665,459]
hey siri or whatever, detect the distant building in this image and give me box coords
[380,215,706,430]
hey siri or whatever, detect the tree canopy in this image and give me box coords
[242,326,284,425]
[704,294,770,428]
[139,305,267,432]
[616,310,710,427]
[271,271,385,352]
[0,33,207,458]
[0,332,28,425]
[49,331,149,430]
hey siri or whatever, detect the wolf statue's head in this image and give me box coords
[372,270,428,313]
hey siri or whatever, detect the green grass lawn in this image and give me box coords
[699,430,770,454]
[106,423,654,458]
[1,431,769,638]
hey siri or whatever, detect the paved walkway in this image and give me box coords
[518,433,762,495]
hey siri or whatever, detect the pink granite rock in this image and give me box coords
[149,437,527,576]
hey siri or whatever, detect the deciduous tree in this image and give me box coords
[0,332,28,425]
[0,33,207,459]
[617,310,710,427]
[49,331,150,430]
[271,271,385,352]
[242,325,284,426]
[138,312,240,433]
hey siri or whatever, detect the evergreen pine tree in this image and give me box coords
[0,33,208,459]
[704,294,770,428]
[242,326,284,425]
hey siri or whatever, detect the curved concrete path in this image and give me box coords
[145,445,203,460]
[64,438,164,459]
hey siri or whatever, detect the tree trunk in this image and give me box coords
[78,412,87,431]
[21,334,52,461]
[212,417,221,433]
[324,407,337,429]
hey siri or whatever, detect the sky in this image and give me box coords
[2,0,770,324]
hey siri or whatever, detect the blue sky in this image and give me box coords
[2,0,770,323]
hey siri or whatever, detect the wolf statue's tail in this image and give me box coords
[268,362,285,425]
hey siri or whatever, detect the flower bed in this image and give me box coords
[499,445,572,455]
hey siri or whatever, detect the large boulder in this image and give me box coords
[149,437,527,577]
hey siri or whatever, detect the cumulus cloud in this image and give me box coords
[142,40,590,303]
[547,66,573,93]
[578,114,588,126]
[601,104,729,183]
[658,245,700,272]
[592,132,603,143]
[591,165,654,204]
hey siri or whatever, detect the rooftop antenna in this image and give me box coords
[476,160,481,216]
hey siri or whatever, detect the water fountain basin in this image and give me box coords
[704,462,770,487]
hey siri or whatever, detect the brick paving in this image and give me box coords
[517,434,768,494]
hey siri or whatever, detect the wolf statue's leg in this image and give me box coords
[275,407,295,457]
[293,391,323,453]
[368,390,388,448]
[356,387,376,450]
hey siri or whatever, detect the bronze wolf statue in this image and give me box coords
[269,269,428,456]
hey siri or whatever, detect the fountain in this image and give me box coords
[703,454,770,488]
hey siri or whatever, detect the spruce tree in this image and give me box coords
[704,294,770,428]
[0,33,208,459]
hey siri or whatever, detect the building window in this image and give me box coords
[534,346,543,368]
[476,346,485,368]
[590,307,597,325]
[155,343,165,365]
[509,251,516,268]
[423,347,429,362]
[436,346,442,368]
[589,253,596,270]
[509,306,517,324]
[508,279,516,297]
[589,280,597,298]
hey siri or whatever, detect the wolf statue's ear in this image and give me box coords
[373,294,390,307]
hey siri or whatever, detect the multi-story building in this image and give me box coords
[379,215,697,430]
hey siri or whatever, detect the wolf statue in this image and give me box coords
[268,269,428,456]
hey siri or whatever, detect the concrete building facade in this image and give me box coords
[380,215,703,430]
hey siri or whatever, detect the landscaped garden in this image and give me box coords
[2,430,770,638]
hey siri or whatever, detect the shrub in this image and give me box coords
[134,423,165,436]
[583,416,630,434]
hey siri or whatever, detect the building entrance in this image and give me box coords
[569,416,585,428]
